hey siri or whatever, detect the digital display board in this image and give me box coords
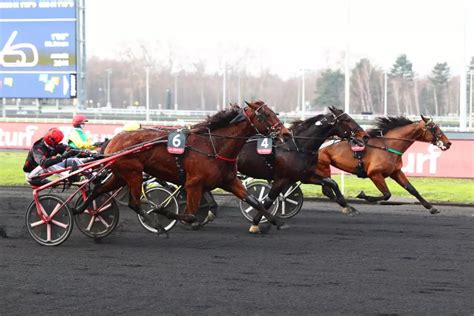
[0,0,77,98]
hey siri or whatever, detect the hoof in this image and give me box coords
[156,228,169,238]
[356,191,366,199]
[429,207,440,215]
[182,214,196,223]
[342,206,360,216]
[260,223,272,234]
[249,225,260,234]
[205,211,216,223]
[277,223,290,230]
[191,222,202,230]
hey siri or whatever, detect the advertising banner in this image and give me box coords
[1,121,473,178]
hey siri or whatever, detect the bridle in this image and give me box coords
[318,111,365,143]
[243,105,284,138]
[421,118,444,146]
[282,111,365,154]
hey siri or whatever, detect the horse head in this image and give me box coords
[420,115,451,151]
[326,106,369,144]
[244,100,291,139]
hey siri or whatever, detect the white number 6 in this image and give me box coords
[172,134,182,147]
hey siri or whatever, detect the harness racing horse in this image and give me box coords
[316,115,451,214]
[238,107,369,233]
[75,101,291,234]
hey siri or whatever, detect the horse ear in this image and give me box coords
[244,101,251,107]
[420,114,429,122]
[328,106,336,114]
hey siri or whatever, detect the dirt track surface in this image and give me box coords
[0,187,473,315]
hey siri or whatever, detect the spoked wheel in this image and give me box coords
[277,183,304,218]
[74,193,120,239]
[239,181,279,223]
[138,186,179,233]
[25,194,73,246]
[177,190,216,228]
[114,185,129,206]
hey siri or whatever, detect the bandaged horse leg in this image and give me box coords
[321,177,359,215]
[203,191,218,222]
[391,170,439,214]
[223,178,284,233]
[305,173,359,215]
[248,180,291,233]
[356,173,391,202]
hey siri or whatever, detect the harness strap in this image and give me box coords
[215,154,237,163]
[174,154,186,184]
[387,148,403,155]
[365,144,404,155]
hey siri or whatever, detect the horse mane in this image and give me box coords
[368,116,414,137]
[289,114,326,133]
[191,107,242,132]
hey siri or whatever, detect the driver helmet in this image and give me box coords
[43,128,64,147]
[123,122,142,132]
[72,114,88,127]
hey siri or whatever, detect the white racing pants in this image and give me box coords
[25,157,83,183]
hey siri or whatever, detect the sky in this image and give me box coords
[86,0,474,79]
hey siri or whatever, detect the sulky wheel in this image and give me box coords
[74,193,120,239]
[176,189,216,227]
[239,181,279,223]
[25,194,74,247]
[113,185,129,206]
[276,183,304,219]
[138,186,179,233]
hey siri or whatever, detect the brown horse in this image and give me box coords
[316,115,451,214]
[238,107,369,232]
[75,101,291,234]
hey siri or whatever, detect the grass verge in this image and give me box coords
[2,151,473,203]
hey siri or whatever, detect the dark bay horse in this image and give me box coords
[316,115,451,214]
[238,107,369,233]
[75,101,291,234]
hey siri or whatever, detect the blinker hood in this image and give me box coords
[229,110,247,124]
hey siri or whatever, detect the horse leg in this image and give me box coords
[250,179,292,232]
[321,177,360,215]
[126,171,168,236]
[203,191,218,222]
[222,178,285,234]
[305,173,359,215]
[356,173,391,202]
[391,170,439,214]
[180,182,204,229]
[73,172,124,214]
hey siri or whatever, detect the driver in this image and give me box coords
[68,114,95,150]
[23,128,84,186]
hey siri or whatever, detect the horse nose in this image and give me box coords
[446,142,452,149]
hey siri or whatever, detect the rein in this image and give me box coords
[367,131,408,156]
[205,127,239,163]
[365,143,403,155]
